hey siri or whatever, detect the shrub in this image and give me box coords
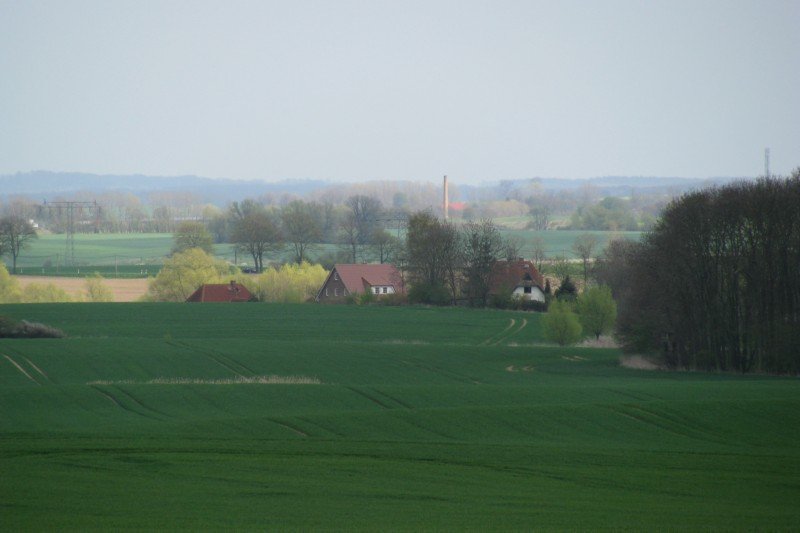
[23,283,72,303]
[408,282,450,306]
[84,273,114,302]
[576,285,617,339]
[543,300,582,346]
[0,263,22,303]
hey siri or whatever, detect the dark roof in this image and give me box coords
[317,263,404,299]
[187,281,252,302]
[490,260,544,293]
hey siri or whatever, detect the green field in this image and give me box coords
[1,303,798,529]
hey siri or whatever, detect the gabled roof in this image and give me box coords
[317,263,404,299]
[187,281,252,302]
[490,259,544,293]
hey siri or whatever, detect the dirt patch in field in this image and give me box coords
[15,276,149,302]
[620,355,663,371]
[578,335,619,348]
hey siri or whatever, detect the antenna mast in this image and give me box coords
[764,147,770,178]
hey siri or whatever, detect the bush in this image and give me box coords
[408,282,450,306]
[576,285,617,339]
[84,273,114,302]
[0,263,22,303]
[23,283,72,303]
[543,300,582,346]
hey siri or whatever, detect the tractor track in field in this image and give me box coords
[268,418,309,437]
[112,386,172,420]
[2,354,41,385]
[347,386,393,409]
[480,319,515,346]
[89,385,161,420]
[22,357,51,383]
[491,318,528,346]
[168,340,255,377]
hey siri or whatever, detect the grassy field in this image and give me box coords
[1,303,798,529]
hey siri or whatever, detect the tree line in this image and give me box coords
[595,171,800,374]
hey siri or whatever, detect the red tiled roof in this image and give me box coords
[333,264,404,295]
[187,281,252,302]
[489,260,544,293]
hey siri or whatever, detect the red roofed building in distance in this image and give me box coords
[316,264,404,302]
[489,259,546,303]
[186,281,253,303]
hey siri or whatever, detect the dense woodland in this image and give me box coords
[595,171,800,374]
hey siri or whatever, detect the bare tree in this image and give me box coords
[530,236,547,271]
[230,210,282,273]
[572,233,598,286]
[281,201,322,263]
[462,219,504,306]
[503,235,524,261]
[405,212,459,303]
[0,216,37,274]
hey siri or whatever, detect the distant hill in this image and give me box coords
[0,171,752,206]
[0,171,329,205]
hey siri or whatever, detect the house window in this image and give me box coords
[334,288,339,296]
[382,287,388,294]
[334,273,339,280]
[524,286,532,294]
[325,288,329,296]
[373,287,380,294]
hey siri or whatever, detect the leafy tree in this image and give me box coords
[544,300,583,346]
[145,248,232,302]
[0,215,37,274]
[244,261,328,303]
[84,273,114,302]
[281,201,322,263]
[172,221,214,255]
[576,285,617,339]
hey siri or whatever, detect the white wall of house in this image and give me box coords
[370,286,396,295]
[512,285,545,302]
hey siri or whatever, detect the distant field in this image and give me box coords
[1,303,798,529]
[8,229,642,276]
[14,276,149,302]
[500,229,643,258]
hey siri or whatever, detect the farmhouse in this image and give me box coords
[490,259,546,303]
[316,263,404,302]
[186,281,252,302]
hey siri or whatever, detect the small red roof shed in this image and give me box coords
[186,281,252,303]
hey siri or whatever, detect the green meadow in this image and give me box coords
[1,303,798,530]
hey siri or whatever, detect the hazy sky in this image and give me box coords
[1,0,798,183]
